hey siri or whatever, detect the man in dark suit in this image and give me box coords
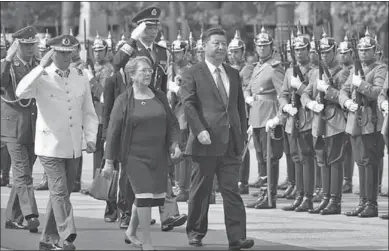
[181,27,254,251]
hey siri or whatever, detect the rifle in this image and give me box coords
[288,23,305,137]
[55,20,59,36]
[84,19,95,76]
[349,22,368,136]
[313,33,326,137]
[266,130,272,207]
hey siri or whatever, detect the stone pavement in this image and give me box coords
[1,147,388,250]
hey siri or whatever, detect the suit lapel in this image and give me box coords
[222,63,234,107]
[200,62,224,105]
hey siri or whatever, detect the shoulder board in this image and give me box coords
[76,68,83,76]
[269,59,281,67]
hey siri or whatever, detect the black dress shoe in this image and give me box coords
[285,186,297,200]
[294,197,313,212]
[229,238,255,250]
[161,214,187,231]
[277,184,294,198]
[282,195,303,211]
[246,193,265,208]
[188,237,202,247]
[345,197,366,217]
[358,201,378,218]
[239,183,249,194]
[150,219,156,225]
[5,220,27,230]
[38,242,62,251]
[342,180,352,193]
[27,217,40,233]
[254,195,276,209]
[320,197,341,215]
[176,190,189,202]
[34,180,49,191]
[308,197,329,214]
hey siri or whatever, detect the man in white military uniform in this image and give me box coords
[16,34,98,251]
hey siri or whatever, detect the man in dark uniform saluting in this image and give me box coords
[1,26,40,232]
[110,6,187,232]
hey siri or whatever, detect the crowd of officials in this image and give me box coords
[1,5,388,251]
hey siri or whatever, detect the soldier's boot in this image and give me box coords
[255,164,278,210]
[345,197,366,217]
[342,179,353,194]
[277,183,294,198]
[246,190,266,208]
[285,186,297,200]
[308,195,330,214]
[295,195,314,212]
[254,194,276,209]
[34,174,48,191]
[358,201,378,218]
[379,214,388,220]
[282,192,303,211]
[320,195,341,215]
[239,182,249,195]
[312,187,323,202]
[277,177,289,190]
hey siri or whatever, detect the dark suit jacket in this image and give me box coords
[102,71,129,140]
[181,61,247,156]
[1,57,38,144]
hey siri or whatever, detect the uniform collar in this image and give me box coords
[15,55,32,67]
[139,39,153,51]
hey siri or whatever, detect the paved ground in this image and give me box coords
[1,146,388,250]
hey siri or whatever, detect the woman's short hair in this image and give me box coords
[124,56,152,77]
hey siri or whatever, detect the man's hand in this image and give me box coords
[85,141,96,153]
[197,130,211,145]
[170,145,182,159]
[344,99,359,112]
[247,125,253,136]
[101,160,114,179]
[352,74,362,88]
[290,76,302,89]
[317,79,329,92]
[265,117,280,132]
[283,104,298,116]
[307,100,324,113]
[131,22,146,40]
[5,39,19,62]
[245,96,254,106]
[39,49,54,68]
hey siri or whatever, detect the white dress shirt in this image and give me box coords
[204,59,230,97]
[16,63,98,158]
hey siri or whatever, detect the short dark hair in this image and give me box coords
[202,27,226,43]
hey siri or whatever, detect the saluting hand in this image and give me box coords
[39,49,54,68]
[197,130,211,145]
[85,141,96,153]
[5,39,19,62]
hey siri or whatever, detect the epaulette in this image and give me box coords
[76,68,83,76]
[269,58,281,67]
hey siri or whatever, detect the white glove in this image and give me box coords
[306,100,318,111]
[283,104,298,116]
[317,79,329,92]
[168,81,180,94]
[352,74,362,88]
[265,117,280,132]
[344,99,359,112]
[380,100,388,113]
[197,130,211,145]
[247,125,253,136]
[290,76,302,89]
[245,96,254,106]
[131,22,146,40]
[307,101,324,113]
[100,92,104,103]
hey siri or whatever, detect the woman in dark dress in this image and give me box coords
[102,56,181,250]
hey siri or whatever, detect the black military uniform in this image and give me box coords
[1,26,40,232]
[301,30,350,215]
[279,30,316,212]
[340,30,387,218]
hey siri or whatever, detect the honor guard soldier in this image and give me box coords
[112,6,169,93]
[278,27,316,212]
[194,29,205,62]
[340,28,387,218]
[186,31,197,64]
[111,6,188,231]
[115,33,127,52]
[227,30,252,194]
[1,26,40,232]
[167,32,192,202]
[337,35,355,194]
[90,32,116,222]
[105,31,115,63]
[378,73,388,220]
[16,34,98,250]
[245,27,285,209]
[301,29,350,215]
[157,32,170,48]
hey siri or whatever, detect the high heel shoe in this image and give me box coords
[124,233,143,247]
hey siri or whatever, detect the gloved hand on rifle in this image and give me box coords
[344,99,359,113]
[307,100,324,113]
[352,74,362,88]
[245,96,254,106]
[317,79,330,92]
[290,76,303,89]
[283,104,298,116]
[265,117,280,132]
[380,100,388,114]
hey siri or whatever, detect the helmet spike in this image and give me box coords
[322,27,327,38]
[108,31,112,39]
[260,26,266,33]
[365,27,370,37]
[69,29,73,36]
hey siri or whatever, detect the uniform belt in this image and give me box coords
[254,93,277,101]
